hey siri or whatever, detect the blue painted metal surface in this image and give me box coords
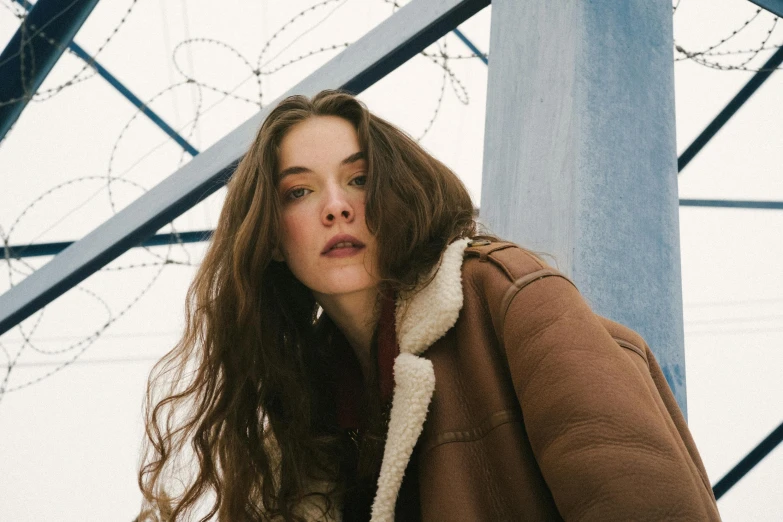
[0,0,490,336]
[481,1,687,413]
[0,0,100,141]
[678,45,783,173]
[341,0,488,94]
[452,28,487,64]
[748,0,783,17]
[12,0,199,156]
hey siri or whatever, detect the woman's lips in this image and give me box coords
[322,234,366,256]
[322,244,365,258]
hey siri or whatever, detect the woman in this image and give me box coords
[139,90,721,521]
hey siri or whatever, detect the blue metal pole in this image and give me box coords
[11,0,199,157]
[0,0,101,141]
[481,0,688,413]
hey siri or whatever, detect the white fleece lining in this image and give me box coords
[370,353,436,522]
[396,238,470,356]
[369,238,470,521]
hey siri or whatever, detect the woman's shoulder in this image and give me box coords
[462,237,565,286]
[455,238,582,342]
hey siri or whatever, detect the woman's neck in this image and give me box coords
[316,286,380,379]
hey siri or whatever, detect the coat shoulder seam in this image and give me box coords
[613,338,650,366]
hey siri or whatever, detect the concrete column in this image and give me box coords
[480,0,687,414]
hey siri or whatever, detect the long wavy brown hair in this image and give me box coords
[138,90,477,521]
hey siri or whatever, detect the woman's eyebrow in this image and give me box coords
[278,151,365,180]
[340,151,365,165]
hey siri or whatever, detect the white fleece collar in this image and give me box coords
[370,238,470,522]
[395,237,471,356]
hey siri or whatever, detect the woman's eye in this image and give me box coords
[287,187,310,200]
[350,174,367,187]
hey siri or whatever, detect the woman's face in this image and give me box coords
[274,115,379,300]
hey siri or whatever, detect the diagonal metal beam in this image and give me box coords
[712,420,783,500]
[0,0,101,141]
[748,0,783,18]
[10,0,479,157]
[0,0,490,336]
[452,28,487,64]
[67,40,200,156]
[12,0,199,156]
[678,45,783,173]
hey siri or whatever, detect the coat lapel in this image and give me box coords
[370,238,470,522]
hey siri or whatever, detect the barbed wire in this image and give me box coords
[673,4,783,72]
[3,253,173,395]
[0,0,488,400]
[0,0,781,405]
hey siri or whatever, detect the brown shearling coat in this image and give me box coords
[299,238,721,521]
[361,238,721,521]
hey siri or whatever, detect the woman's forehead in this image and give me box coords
[277,116,360,170]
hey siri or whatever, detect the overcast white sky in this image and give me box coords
[0,1,781,520]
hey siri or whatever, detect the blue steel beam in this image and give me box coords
[0,0,491,335]
[748,0,783,17]
[12,0,199,156]
[63,41,199,156]
[6,198,783,260]
[679,199,783,210]
[712,421,783,500]
[678,45,783,172]
[0,0,100,141]
[2,229,213,259]
[452,28,487,64]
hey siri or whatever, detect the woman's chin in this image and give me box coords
[310,273,379,298]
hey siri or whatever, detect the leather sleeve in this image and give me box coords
[497,268,721,521]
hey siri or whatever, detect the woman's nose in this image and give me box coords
[322,187,354,224]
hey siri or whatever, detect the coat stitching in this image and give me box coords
[614,338,648,364]
[423,409,524,453]
[498,271,577,345]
